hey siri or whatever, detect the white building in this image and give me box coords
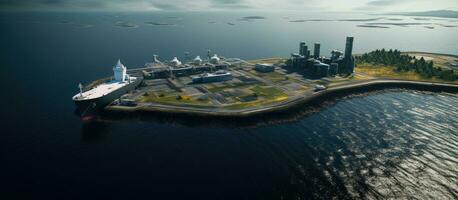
[210,54,220,64]
[113,59,127,82]
[193,56,203,65]
[170,57,182,66]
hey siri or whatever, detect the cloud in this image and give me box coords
[0,0,456,12]
[366,0,404,6]
[210,0,252,9]
[0,0,109,10]
[149,2,181,10]
[356,0,411,11]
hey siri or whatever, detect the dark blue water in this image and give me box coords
[1,12,458,199]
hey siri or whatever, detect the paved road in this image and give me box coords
[107,79,458,117]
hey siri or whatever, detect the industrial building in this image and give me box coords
[255,63,275,73]
[192,70,233,83]
[142,52,231,79]
[287,37,355,78]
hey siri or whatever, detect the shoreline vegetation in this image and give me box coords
[356,49,457,82]
[102,51,458,118]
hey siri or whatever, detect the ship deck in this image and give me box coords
[73,77,138,101]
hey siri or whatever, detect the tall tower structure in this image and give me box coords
[344,37,355,74]
[113,59,127,82]
[345,37,354,59]
[314,43,321,59]
[299,42,306,55]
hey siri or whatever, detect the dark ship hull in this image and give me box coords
[73,77,143,118]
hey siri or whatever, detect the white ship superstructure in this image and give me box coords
[72,59,143,116]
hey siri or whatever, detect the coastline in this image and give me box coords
[104,79,458,118]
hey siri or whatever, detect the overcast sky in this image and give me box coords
[0,0,456,12]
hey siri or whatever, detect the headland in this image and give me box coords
[74,37,458,119]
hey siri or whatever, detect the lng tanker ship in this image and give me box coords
[72,60,143,118]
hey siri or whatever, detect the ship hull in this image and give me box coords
[73,77,143,117]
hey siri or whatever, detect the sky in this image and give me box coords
[0,0,456,12]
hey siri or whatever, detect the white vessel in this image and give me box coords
[72,60,143,117]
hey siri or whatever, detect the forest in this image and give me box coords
[356,49,457,81]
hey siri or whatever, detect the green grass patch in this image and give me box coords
[357,63,424,80]
[223,86,289,110]
[254,71,288,83]
[140,92,211,107]
[207,85,236,93]
[356,63,458,84]
[207,83,252,93]
[250,86,287,99]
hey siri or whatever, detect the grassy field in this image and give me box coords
[356,63,421,79]
[224,86,288,110]
[140,92,212,107]
[252,71,288,83]
[251,86,287,99]
[355,63,458,84]
[207,83,250,93]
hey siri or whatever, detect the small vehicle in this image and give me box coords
[314,84,327,92]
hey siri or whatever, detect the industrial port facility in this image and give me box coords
[73,36,458,118]
[74,36,364,118]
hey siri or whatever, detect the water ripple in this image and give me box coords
[296,91,458,199]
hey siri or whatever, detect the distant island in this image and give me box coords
[238,16,266,21]
[241,16,265,20]
[386,10,458,18]
[289,19,332,22]
[357,25,390,29]
[288,18,384,23]
[337,18,384,22]
[114,21,138,28]
[144,22,176,26]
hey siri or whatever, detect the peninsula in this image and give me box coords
[73,37,458,119]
